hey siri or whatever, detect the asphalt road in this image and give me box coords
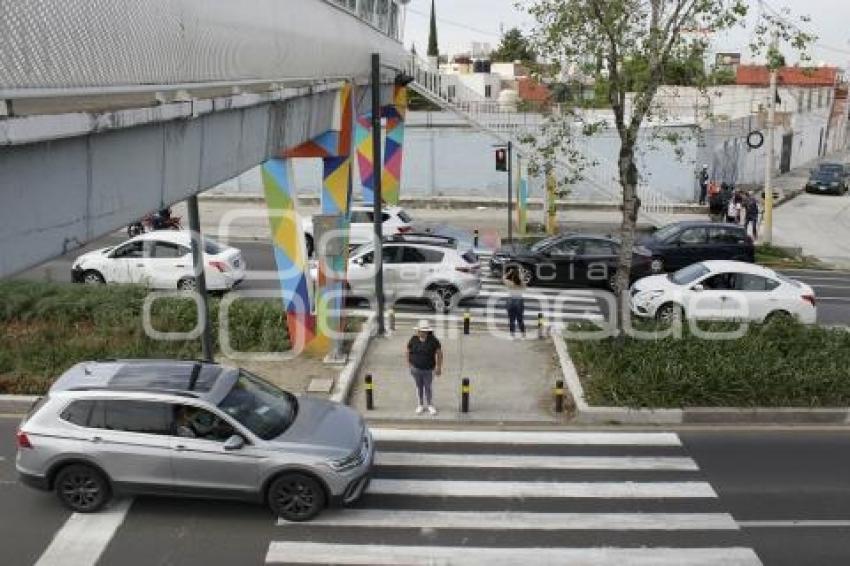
[2,417,848,566]
[12,235,850,327]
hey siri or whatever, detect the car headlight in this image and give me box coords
[831,182,839,186]
[329,442,367,471]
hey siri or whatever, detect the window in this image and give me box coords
[701,272,735,290]
[583,240,617,256]
[151,241,189,258]
[203,238,225,255]
[708,226,744,244]
[172,405,236,442]
[402,247,443,263]
[112,241,144,259]
[351,211,372,223]
[397,210,413,223]
[388,1,400,39]
[100,400,172,435]
[807,89,812,111]
[381,213,391,222]
[447,85,456,99]
[462,251,478,264]
[678,227,708,245]
[60,400,96,427]
[358,0,375,22]
[548,238,582,256]
[670,263,709,285]
[817,88,824,108]
[375,0,389,32]
[485,85,492,98]
[218,371,297,441]
[736,274,780,291]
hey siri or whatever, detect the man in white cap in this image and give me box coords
[406,320,442,415]
[698,164,710,205]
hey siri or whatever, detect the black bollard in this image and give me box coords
[463,310,471,335]
[473,229,479,248]
[388,308,396,331]
[554,380,564,413]
[460,378,470,413]
[365,374,374,410]
[537,312,545,339]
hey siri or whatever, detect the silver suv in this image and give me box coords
[16,360,373,522]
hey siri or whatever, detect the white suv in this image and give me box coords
[302,204,413,256]
[315,235,481,312]
[71,231,245,292]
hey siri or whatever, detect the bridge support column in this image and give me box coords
[381,86,407,206]
[356,115,376,203]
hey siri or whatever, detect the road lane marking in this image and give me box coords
[371,429,683,446]
[738,520,850,528]
[367,479,717,499]
[278,510,738,530]
[35,499,132,566]
[266,543,763,565]
[375,452,699,471]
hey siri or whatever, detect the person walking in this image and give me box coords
[698,164,710,205]
[744,192,760,240]
[503,265,527,339]
[407,320,442,415]
[726,192,742,224]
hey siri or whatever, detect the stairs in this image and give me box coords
[406,56,676,227]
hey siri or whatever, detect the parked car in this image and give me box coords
[804,162,849,195]
[489,234,657,290]
[412,222,490,259]
[71,231,245,291]
[317,234,481,312]
[629,260,816,324]
[641,221,754,273]
[302,203,414,256]
[16,359,373,522]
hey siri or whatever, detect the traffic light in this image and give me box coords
[495,148,508,171]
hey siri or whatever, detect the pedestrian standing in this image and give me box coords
[406,320,442,415]
[698,164,710,205]
[503,265,527,339]
[726,192,742,224]
[744,192,760,240]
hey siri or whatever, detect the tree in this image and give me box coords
[427,0,439,59]
[525,0,814,304]
[491,28,537,63]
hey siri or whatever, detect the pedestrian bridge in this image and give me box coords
[0,0,410,277]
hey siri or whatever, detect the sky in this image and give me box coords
[403,0,850,68]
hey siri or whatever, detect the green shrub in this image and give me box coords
[568,320,850,408]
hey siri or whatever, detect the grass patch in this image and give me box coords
[0,281,290,394]
[756,244,823,270]
[568,320,850,408]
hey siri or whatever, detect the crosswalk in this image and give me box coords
[264,429,762,566]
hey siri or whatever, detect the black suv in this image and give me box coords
[805,162,849,195]
[489,234,656,289]
[641,221,754,272]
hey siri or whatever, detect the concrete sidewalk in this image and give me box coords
[348,325,565,424]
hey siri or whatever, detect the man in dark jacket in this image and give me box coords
[407,320,442,415]
[698,165,710,205]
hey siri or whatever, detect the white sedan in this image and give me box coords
[71,231,245,291]
[630,260,817,324]
[302,204,413,256]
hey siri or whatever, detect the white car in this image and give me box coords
[630,260,817,324]
[302,204,413,256]
[310,235,481,312]
[72,231,246,292]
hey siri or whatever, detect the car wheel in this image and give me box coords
[268,473,326,522]
[650,258,664,273]
[305,235,314,258]
[82,270,105,285]
[54,464,111,513]
[765,310,793,324]
[656,302,683,324]
[427,285,458,314]
[177,277,197,291]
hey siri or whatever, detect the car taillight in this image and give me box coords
[16,430,32,449]
[397,226,413,234]
[456,265,480,273]
[208,260,228,272]
[802,294,816,307]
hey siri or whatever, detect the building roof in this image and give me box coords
[736,65,839,87]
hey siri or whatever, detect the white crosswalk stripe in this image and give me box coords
[264,429,763,565]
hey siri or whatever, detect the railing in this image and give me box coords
[406,55,674,225]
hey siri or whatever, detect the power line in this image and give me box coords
[406,6,503,39]
[759,0,850,57]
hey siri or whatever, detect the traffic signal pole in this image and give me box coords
[507,141,513,244]
[372,53,386,335]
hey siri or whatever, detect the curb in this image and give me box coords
[330,313,377,404]
[0,394,39,414]
[552,334,850,425]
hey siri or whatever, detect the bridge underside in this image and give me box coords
[0,83,390,278]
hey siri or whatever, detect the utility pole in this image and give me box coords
[763,38,778,245]
[187,195,213,362]
[371,53,386,335]
[507,141,513,243]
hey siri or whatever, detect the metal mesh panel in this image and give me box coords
[0,0,404,91]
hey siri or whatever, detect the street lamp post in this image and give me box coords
[371,53,386,335]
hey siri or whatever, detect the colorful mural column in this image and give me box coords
[516,156,528,235]
[355,115,375,203]
[262,83,354,356]
[357,85,408,205]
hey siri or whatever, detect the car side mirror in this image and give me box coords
[692,284,704,292]
[223,434,245,451]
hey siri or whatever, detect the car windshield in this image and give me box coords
[669,263,710,285]
[217,370,297,440]
[651,224,680,243]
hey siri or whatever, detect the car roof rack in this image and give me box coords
[66,386,201,398]
[385,233,458,247]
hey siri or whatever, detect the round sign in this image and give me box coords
[747,131,764,149]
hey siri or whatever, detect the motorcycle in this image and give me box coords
[127,211,182,237]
